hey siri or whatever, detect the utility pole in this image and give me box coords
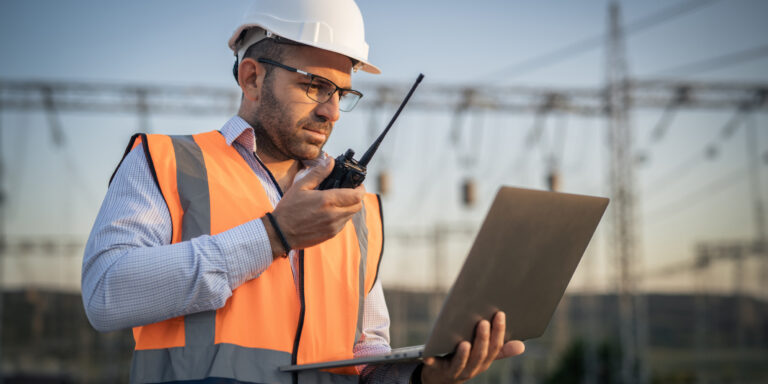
[606,3,645,384]
[744,106,768,298]
[694,241,763,348]
[547,168,571,361]
[0,86,5,384]
[693,247,710,384]
[429,225,444,322]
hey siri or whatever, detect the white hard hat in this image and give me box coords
[228,0,381,75]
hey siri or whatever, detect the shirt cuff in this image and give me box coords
[212,217,273,290]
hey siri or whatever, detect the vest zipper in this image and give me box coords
[252,152,305,382]
[291,250,306,384]
[252,153,284,197]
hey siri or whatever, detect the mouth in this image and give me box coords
[303,126,329,144]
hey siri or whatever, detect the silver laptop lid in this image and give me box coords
[424,186,608,356]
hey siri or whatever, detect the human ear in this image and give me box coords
[238,58,265,101]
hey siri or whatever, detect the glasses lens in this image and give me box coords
[339,91,362,112]
[306,76,336,103]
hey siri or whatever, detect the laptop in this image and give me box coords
[280,186,609,372]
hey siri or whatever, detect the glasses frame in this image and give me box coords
[257,58,363,112]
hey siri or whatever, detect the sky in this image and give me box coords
[0,0,767,294]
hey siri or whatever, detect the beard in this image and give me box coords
[252,82,333,161]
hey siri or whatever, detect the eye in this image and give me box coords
[314,79,334,88]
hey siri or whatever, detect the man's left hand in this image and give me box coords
[420,311,525,384]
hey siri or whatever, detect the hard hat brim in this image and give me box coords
[228,25,381,75]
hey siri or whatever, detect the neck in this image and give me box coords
[256,149,302,191]
[239,111,304,191]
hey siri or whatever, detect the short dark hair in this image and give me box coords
[232,37,291,85]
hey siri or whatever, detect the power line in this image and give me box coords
[497,113,546,184]
[641,107,747,198]
[644,168,746,223]
[642,152,705,196]
[641,86,691,148]
[650,44,768,76]
[476,0,722,82]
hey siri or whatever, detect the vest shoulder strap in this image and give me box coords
[109,133,161,195]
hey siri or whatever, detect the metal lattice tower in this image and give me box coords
[606,3,645,384]
[745,110,768,299]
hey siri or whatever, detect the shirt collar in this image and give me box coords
[220,116,256,153]
[219,115,329,169]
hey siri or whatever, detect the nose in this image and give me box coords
[314,91,341,123]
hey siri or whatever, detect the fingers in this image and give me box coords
[485,312,505,365]
[295,157,335,190]
[447,341,471,379]
[323,184,364,205]
[462,320,490,378]
[420,314,526,383]
[271,170,365,249]
[496,340,525,360]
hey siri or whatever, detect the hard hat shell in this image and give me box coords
[228,0,380,74]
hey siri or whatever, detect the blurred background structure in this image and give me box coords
[1,0,767,383]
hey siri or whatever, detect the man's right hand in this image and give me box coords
[264,157,365,257]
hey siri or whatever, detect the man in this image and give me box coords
[81,1,524,383]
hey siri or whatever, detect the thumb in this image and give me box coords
[296,156,335,190]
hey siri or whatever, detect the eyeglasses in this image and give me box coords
[257,58,363,112]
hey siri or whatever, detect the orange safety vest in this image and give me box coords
[114,131,384,384]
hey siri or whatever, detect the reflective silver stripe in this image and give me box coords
[351,202,369,347]
[172,135,211,241]
[131,344,293,384]
[184,311,215,347]
[170,136,218,350]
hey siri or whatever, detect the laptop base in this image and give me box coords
[279,345,425,372]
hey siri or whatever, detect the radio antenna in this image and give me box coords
[358,73,424,167]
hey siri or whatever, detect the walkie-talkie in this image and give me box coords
[318,73,424,190]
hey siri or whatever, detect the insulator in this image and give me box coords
[546,170,561,192]
[377,171,390,196]
[462,179,476,206]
